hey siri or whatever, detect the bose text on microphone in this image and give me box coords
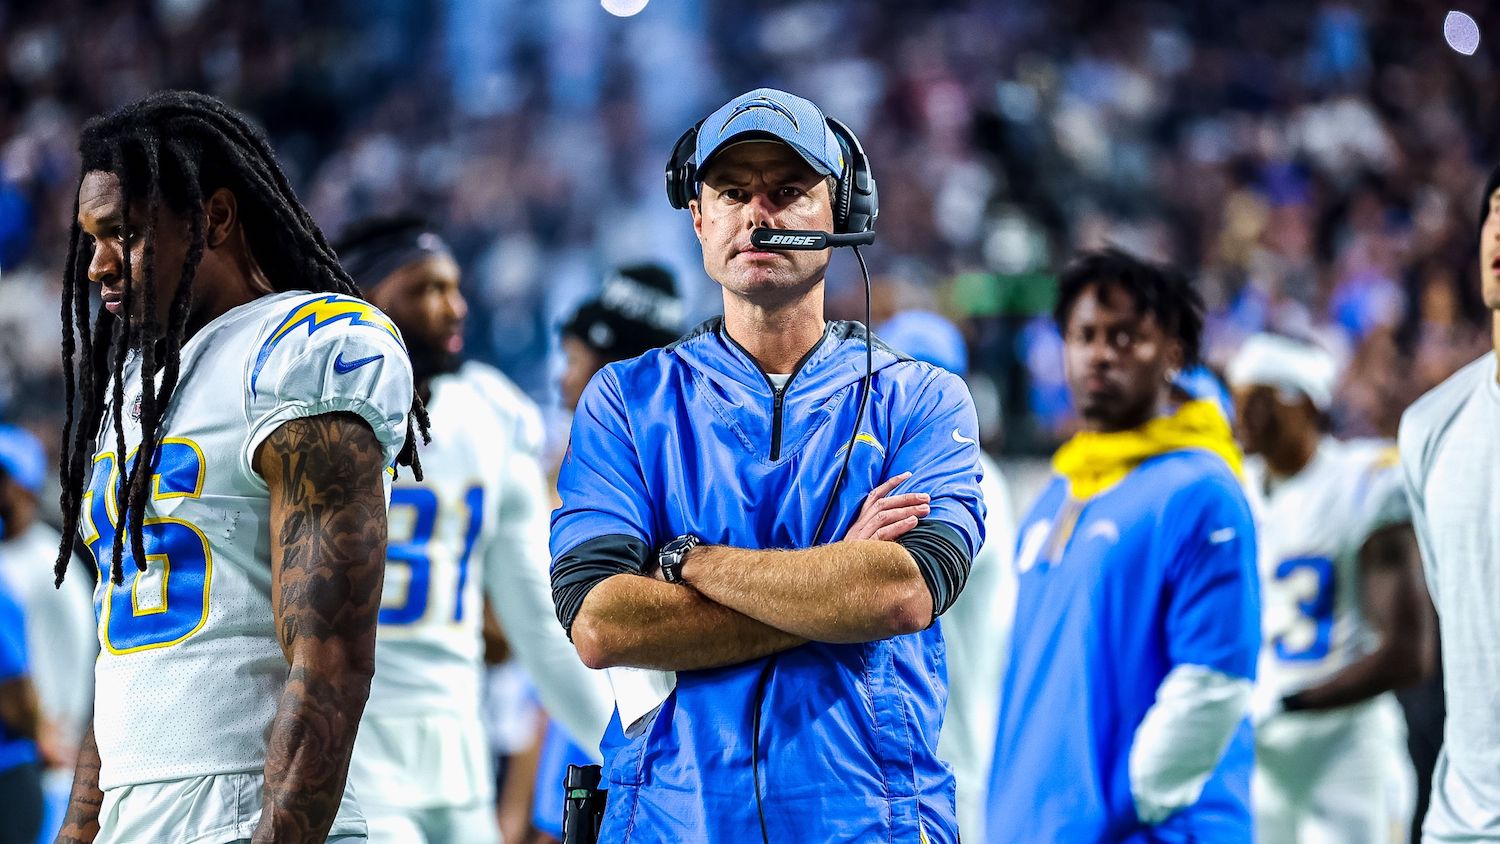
[750,228,877,250]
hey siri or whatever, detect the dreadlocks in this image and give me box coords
[56,90,431,588]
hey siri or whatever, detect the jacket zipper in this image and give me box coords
[770,388,785,461]
[719,322,831,463]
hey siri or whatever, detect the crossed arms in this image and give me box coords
[566,474,939,672]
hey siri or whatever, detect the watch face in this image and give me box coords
[659,536,697,584]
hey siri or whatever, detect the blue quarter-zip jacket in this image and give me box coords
[550,318,986,842]
[989,451,1259,843]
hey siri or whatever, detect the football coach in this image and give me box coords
[549,88,986,842]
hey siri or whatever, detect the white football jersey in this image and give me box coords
[355,363,611,811]
[365,361,612,737]
[79,291,412,790]
[938,451,1017,843]
[1249,437,1410,699]
[367,362,540,716]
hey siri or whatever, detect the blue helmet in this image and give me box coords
[877,311,969,377]
[0,424,45,496]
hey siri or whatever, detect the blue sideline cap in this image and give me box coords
[0,425,44,496]
[695,88,844,180]
[878,311,969,378]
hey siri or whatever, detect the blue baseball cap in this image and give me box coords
[695,88,844,180]
[0,425,45,496]
[877,311,969,377]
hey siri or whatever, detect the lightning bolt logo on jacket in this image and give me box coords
[833,432,886,458]
[249,295,403,395]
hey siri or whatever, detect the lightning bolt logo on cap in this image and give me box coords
[721,96,800,135]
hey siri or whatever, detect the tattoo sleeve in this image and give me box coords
[251,412,389,843]
[55,722,101,844]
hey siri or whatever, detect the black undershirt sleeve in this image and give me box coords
[551,534,651,640]
[896,520,974,621]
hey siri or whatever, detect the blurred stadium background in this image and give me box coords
[3,0,1497,486]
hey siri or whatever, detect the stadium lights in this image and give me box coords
[601,0,649,17]
[1445,10,1481,55]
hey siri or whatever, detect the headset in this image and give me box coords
[664,110,880,844]
[664,116,878,243]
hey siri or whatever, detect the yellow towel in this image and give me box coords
[1052,399,1244,499]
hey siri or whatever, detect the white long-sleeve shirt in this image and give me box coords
[1399,352,1500,842]
[937,451,1016,841]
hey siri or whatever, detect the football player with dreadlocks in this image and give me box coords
[52,91,427,844]
[333,216,612,844]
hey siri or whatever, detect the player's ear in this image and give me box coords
[689,195,705,241]
[203,188,238,249]
[1164,337,1185,377]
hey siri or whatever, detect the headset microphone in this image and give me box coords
[749,228,877,250]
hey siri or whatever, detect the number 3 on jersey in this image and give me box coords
[80,440,212,654]
[381,486,484,626]
[1273,555,1335,662]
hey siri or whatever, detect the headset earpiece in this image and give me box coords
[665,121,704,210]
[825,117,878,236]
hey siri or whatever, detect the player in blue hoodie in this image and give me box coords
[989,249,1260,843]
[549,89,986,842]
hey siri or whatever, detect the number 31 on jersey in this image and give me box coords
[380,485,484,627]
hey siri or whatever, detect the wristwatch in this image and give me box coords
[657,534,701,584]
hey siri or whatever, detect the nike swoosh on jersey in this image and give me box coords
[333,353,383,374]
[952,429,977,446]
[1209,527,1237,544]
[250,295,403,396]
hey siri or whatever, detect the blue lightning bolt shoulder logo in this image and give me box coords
[250,295,404,396]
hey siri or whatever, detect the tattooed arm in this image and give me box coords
[54,722,101,844]
[250,412,389,843]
